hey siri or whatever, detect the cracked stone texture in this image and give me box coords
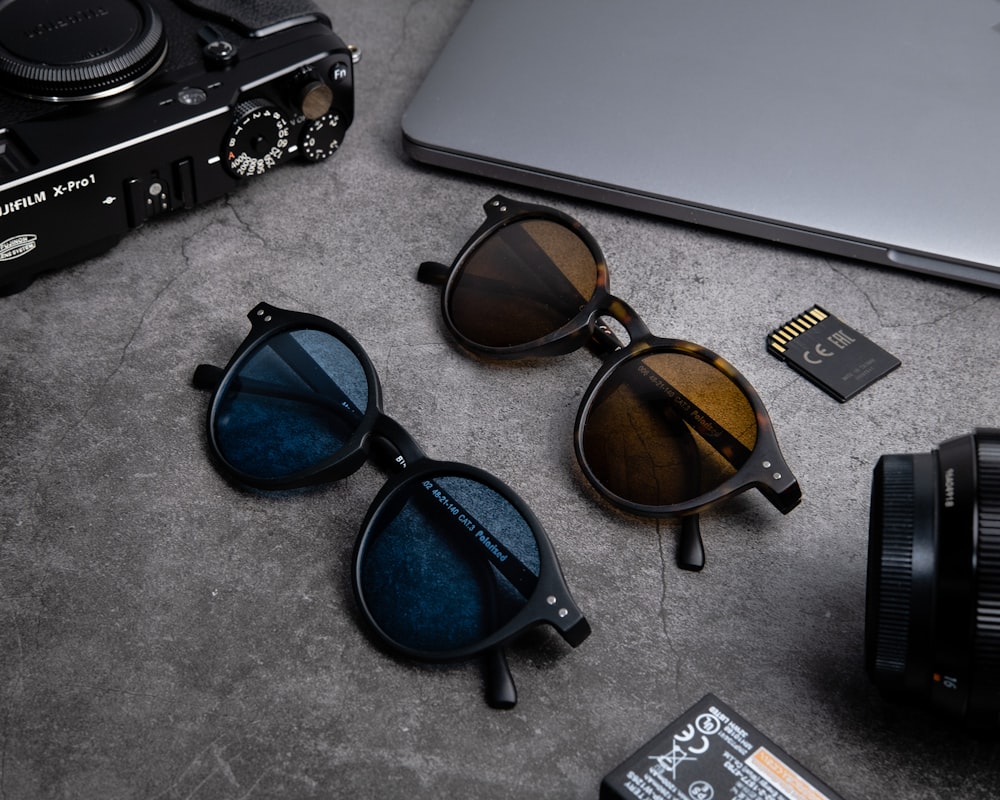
[2,1,999,798]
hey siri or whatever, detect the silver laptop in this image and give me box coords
[402,0,1000,288]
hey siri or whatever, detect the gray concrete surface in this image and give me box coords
[2,1,999,797]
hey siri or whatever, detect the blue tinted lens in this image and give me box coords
[359,474,542,654]
[214,328,370,479]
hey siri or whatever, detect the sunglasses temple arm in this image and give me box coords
[419,260,579,325]
[677,515,706,572]
[191,364,366,445]
[483,647,518,709]
[410,476,541,598]
[656,399,706,572]
[194,339,368,420]
[629,365,754,469]
[192,363,224,391]
[417,261,449,284]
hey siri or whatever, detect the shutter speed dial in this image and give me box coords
[223,100,291,177]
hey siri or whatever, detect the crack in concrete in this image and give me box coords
[825,258,989,328]
[222,197,269,249]
[656,522,684,693]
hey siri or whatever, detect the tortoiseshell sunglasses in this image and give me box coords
[419,196,802,570]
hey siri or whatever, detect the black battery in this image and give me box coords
[601,694,845,800]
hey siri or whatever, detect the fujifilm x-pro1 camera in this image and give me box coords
[0,0,356,293]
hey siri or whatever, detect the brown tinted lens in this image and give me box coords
[449,219,599,348]
[581,351,758,508]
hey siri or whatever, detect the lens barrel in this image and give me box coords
[0,0,167,101]
[865,429,1000,729]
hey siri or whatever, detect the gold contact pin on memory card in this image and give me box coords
[768,306,828,353]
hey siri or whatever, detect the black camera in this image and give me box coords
[866,429,1000,730]
[0,0,356,293]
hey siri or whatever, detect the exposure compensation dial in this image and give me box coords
[300,111,347,162]
[223,101,291,177]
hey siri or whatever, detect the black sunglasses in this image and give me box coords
[419,196,802,571]
[192,302,590,708]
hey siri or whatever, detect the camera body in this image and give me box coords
[0,0,356,293]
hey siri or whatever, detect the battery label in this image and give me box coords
[601,695,844,800]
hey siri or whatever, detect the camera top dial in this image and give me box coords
[223,101,292,177]
[0,0,168,102]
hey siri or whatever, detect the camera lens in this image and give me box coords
[865,429,1000,729]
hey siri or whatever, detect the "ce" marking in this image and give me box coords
[803,344,834,364]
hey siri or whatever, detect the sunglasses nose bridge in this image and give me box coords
[370,413,427,471]
[590,295,652,351]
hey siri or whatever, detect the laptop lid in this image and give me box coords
[402,0,1000,288]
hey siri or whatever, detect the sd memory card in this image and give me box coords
[767,306,900,402]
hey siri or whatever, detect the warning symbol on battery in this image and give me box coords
[649,723,712,779]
